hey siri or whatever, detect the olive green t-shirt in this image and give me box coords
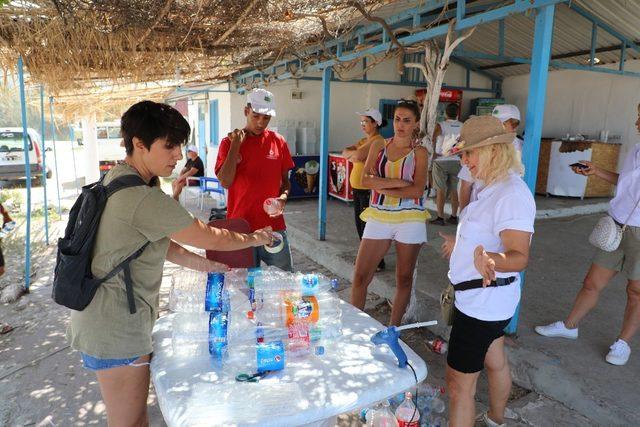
[67,164,195,358]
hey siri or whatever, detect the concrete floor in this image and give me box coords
[282,196,639,426]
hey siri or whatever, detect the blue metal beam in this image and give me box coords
[39,85,49,245]
[453,49,640,78]
[498,19,505,56]
[569,3,640,55]
[17,57,32,292]
[456,0,565,30]
[507,4,556,335]
[297,76,497,93]
[456,0,465,23]
[236,0,564,86]
[318,67,331,241]
[49,96,62,216]
[590,23,597,66]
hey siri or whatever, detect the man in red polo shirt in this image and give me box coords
[215,88,295,271]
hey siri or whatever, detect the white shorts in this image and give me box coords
[362,220,427,244]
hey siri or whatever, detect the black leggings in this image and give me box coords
[352,188,370,239]
[352,188,384,268]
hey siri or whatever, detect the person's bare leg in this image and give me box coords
[619,279,640,343]
[96,354,151,427]
[446,365,480,427]
[565,263,617,328]
[436,189,445,218]
[351,239,392,310]
[389,242,422,326]
[450,185,459,217]
[484,337,510,425]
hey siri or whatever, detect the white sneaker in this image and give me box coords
[481,411,506,427]
[534,321,578,339]
[606,339,631,366]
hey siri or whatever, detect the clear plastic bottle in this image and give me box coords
[395,392,420,427]
[169,270,208,312]
[368,400,399,427]
[263,197,283,216]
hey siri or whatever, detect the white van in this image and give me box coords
[0,127,51,185]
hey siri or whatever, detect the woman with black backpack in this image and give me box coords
[65,101,273,426]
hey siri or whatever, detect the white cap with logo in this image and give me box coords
[356,108,383,126]
[186,144,198,153]
[247,88,277,117]
[492,104,521,123]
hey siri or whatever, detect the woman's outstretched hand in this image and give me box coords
[474,245,496,286]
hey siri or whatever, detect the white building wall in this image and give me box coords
[224,58,496,153]
[502,59,640,165]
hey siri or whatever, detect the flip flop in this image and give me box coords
[0,323,15,335]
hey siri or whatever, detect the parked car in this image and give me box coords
[0,127,52,185]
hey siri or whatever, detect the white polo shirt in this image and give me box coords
[448,173,536,321]
[609,143,640,227]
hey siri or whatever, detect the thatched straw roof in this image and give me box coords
[0,0,391,116]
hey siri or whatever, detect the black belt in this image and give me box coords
[453,276,517,292]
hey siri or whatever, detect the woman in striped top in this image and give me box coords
[351,99,429,325]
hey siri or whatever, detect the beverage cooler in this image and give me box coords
[415,88,463,121]
[288,155,320,199]
[328,153,354,202]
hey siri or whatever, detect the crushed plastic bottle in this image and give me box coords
[427,338,448,355]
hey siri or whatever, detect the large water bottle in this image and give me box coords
[169,270,208,312]
[205,272,226,312]
[395,392,420,427]
[295,273,339,296]
[208,310,228,359]
[368,400,399,426]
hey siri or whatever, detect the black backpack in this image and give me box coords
[52,174,151,314]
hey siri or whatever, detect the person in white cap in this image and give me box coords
[458,104,523,212]
[215,88,295,271]
[177,144,205,186]
[430,103,463,226]
[342,108,387,271]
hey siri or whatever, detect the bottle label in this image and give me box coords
[287,321,310,354]
[398,421,419,427]
[205,273,225,312]
[256,340,285,372]
[285,296,319,326]
[300,274,318,295]
[208,311,228,358]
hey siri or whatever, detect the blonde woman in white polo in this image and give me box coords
[440,116,535,427]
[536,104,640,367]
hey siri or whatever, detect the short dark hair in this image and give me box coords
[395,99,421,120]
[121,101,190,155]
[445,103,459,119]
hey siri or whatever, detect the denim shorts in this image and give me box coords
[80,352,147,372]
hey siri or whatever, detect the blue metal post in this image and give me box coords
[498,19,505,56]
[620,42,626,72]
[17,57,31,291]
[456,0,466,22]
[318,66,331,240]
[49,97,62,216]
[39,86,49,245]
[590,23,598,66]
[505,4,555,335]
[69,127,79,195]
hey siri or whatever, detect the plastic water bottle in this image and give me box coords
[427,338,448,355]
[205,272,225,312]
[263,197,283,216]
[395,392,420,427]
[368,400,399,426]
[208,310,228,358]
[169,270,208,312]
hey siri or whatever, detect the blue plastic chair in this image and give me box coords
[198,177,225,210]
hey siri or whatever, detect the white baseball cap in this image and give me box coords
[247,88,276,117]
[356,108,383,126]
[186,144,198,153]
[492,104,521,122]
